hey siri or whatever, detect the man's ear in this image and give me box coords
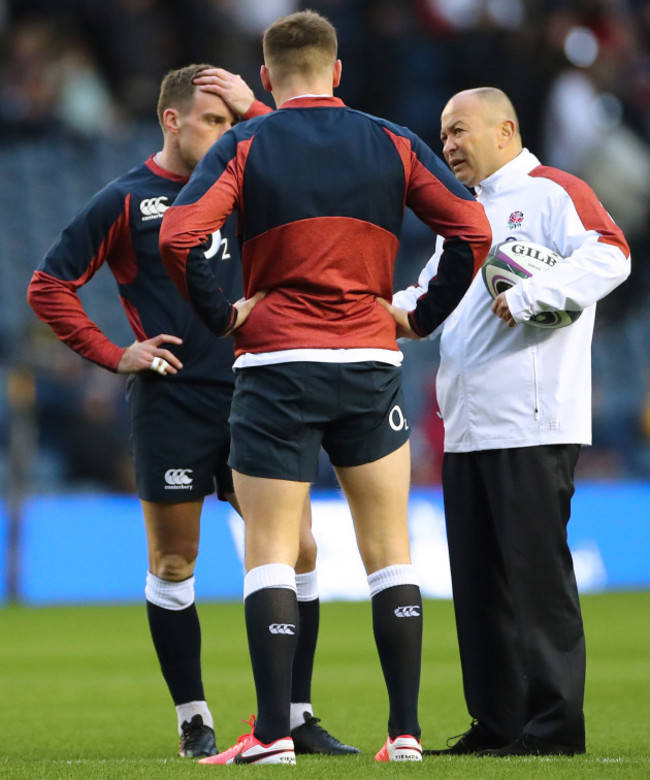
[498,118,516,148]
[333,59,342,89]
[163,107,180,134]
[260,64,272,93]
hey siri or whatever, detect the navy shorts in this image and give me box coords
[127,375,234,503]
[229,361,410,482]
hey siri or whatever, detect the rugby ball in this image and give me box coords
[482,239,582,329]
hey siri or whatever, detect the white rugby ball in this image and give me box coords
[482,239,582,329]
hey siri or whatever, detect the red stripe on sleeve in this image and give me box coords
[26,196,134,371]
[407,156,491,278]
[382,127,491,278]
[27,270,126,370]
[529,166,629,256]
[382,129,412,210]
[120,297,147,342]
[242,100,272,120]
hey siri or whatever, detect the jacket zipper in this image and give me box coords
[532,347,540,420]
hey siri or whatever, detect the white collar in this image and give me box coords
[284,93,332,102]
[475,148,541,196]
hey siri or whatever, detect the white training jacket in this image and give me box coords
[393,149,631,452]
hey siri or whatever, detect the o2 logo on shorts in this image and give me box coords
[389,405,409,432]
[164,468,193,490]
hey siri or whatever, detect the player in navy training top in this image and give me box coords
[27,63,357,759]
[160,11,492,766]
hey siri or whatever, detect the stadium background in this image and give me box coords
[1,0,650,602]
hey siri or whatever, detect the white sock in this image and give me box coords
[290,702,313,732]
[367,564,420,598]
[295,570,319,602]
[145,572,195,610]
[243,563,296,600]
[176,700,213,735]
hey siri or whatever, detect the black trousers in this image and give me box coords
[442,444,585,748]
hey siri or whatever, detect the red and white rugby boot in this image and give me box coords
[374,734,423,762]
[198,715,295,766]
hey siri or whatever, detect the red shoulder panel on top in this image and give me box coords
[529,166,629,255]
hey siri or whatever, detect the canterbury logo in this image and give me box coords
[140,196,169,220]
[268,623,296,635]
[394,605,421,618]
[164,468,193,488]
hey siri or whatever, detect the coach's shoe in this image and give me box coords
[423,720,508,755]
[479,735,586,757]
[374,735,422,762]
[291,712,360,755]
[198,716,296,765]
[178,714,218,757]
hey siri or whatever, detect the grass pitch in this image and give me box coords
[1,592,648,778]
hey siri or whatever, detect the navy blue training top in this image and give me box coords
[28,155,240,387]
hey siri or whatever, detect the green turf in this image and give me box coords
[1,592,648,778]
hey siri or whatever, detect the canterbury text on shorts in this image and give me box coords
[228,361,410,482]
[127,375,234,502]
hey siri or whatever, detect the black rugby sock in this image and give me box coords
[245,587,298,743]
[146,600,204,704]
[372,584,422,739]
[291,597,319,704]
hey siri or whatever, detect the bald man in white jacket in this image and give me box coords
[388,88,631,757]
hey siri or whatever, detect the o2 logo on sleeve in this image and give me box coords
[203,230,231,261]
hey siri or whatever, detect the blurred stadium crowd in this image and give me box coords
[1,0,650,493]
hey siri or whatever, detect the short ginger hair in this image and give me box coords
[262,10,337,81]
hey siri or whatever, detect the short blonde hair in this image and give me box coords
[263,10,337,80]
[156,63,215,126]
